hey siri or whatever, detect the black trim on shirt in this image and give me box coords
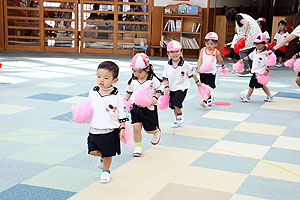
[168,56,184,68]
[119,118,129,123]
[94,86,119,97]
[132,73,154,84]
[162,77,168,80]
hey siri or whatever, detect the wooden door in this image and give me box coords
[0,0,4,50]
[4,0,42,51]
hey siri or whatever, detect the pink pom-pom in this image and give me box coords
[158,94,170,110]
[284,59,296,68]
[197,84,213,99]
[233,62,244,72]
[294,58,300,73]
[266,53,277,66]
[134,87,153,107]
[217,67,229,75]
[124,98,132,112]
[198,62,213,73]
[72,99,94,123]
[256,74,269,85]
[120,123,134,148]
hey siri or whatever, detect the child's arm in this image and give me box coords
[239,56,249,63]
[240,19,249,38]
[264,66,271,75]
[226,42,232,46]
[119,122,126,143]
[163,79,170,95]
[196,49,203,70]
[124,92,131,101]
[216,50,225,68]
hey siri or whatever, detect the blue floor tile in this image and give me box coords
[78,92,89,97]
[222,131,278,146]
[0,184,75,200]
[27,93,72,101]
[51,112,73,122]
[192,152,259,174]
[275,92,300,99]
[281,127,300,138]
[263,147,300,165]
[237,175,300,200]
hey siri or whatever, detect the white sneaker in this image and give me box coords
[171,120,179,128]
[240,96,250,102]
[177,115,184,125]
[264,95,274,102]
[151,128,161,145]
[133,147,142,157]
[207,96,214,106]
[100,171,111,183]
[200,100,207,108]
[97,157,104,169]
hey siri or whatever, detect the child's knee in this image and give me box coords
[90,150,101,156]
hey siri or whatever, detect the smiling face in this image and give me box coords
[97,68,118,88]
[167,50,182,62]
[205,39,217,51]
[132,67,149,80]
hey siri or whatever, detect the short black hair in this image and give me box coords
[205,39,218,43]
[278,20,287,26]
[225,8,238,21]
[97,61,119,79]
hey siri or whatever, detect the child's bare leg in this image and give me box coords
[133,123,143,142]
[174,106,182,116]
[262,85,271,96]
[103,157,112,171]
[296,76,300,87]
[90,150,102,157]
[247,88,254,98]
[173,109,177,118]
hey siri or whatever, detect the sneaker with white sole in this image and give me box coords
[177,115,184,125]
[264,95,274,102]
[207,96,214,106]
[97,157,104,169]
[200,100,207,108]
[171,120,179,128]
[100,171,111,183]
[238,70,252,77]
[240,96,250,102]
[151,128,161,145]
[133,147,142,157]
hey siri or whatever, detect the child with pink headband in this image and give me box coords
[124,53,163,157]
[162,40,201,128]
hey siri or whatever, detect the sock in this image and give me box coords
[208,95,211,100]
[103,170,110,174]
[135,142,142,148]
[153,129,159,136]
[177,112,182,116]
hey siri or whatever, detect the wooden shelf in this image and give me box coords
[163,31,181,33]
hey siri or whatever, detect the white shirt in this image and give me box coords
[126,73,162,110]
[89,86,127,134]
[263,31,270,41]
[200,47,218,75]
[274,31,289,46]
[291,25,300,37]
[248,48,268,74]
[162,57,194,92]
[230,34,239,48]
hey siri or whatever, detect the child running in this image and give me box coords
[239,33,274,102]
[125,53,162,157]
[88,61,128,183]
[162,40,201,128]
[197,32,225,108]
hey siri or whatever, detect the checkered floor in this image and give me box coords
[0,51,299,200]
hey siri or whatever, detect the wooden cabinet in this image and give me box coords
[159,4,202,58]
[215,15,235,52]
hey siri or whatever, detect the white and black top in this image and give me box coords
[126,73,162,110]
[274,31,289,46]
[248,48,268,74]
[89,86,128,134]
[200,47,218,75]
[162,57,194,92]
[291,25,300,37]
[230,34,239,48]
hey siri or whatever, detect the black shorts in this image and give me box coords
[228,48,240,60]
[275,49,285,58]
[200,73,216,89]
[130,104,159,131]
[298,72,300,77]
[249,73,263,89]
[87,129,121,157]
[169,89,188,109]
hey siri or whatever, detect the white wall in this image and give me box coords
[154,0,263,8]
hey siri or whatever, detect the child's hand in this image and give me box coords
[120,129,126,143]
[264,70,269,75]
[152,97,158,105]
[222,65,226,69]
[196,81,201,87]
[238,59,243,63]
[292,55,297,60]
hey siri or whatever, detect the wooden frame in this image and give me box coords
[0,0,4,50]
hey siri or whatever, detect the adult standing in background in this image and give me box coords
[225,8,261,76]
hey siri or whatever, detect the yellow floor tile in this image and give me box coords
[212,91,237,99]
[260,97,300,112]
[171,166,248,193]
[185,94,197,101]
[160,122,230,140]
[0,104,32,115]
[202,110,250,122]
[37,81,75,88]
[208,140,270,159]
[250,160,300,183]
[240,89,278,96]
[59,96,88,104]
[230,194,269,200]
[272,136,300,151]
[233,122,286,136]
[71,146,204,200]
